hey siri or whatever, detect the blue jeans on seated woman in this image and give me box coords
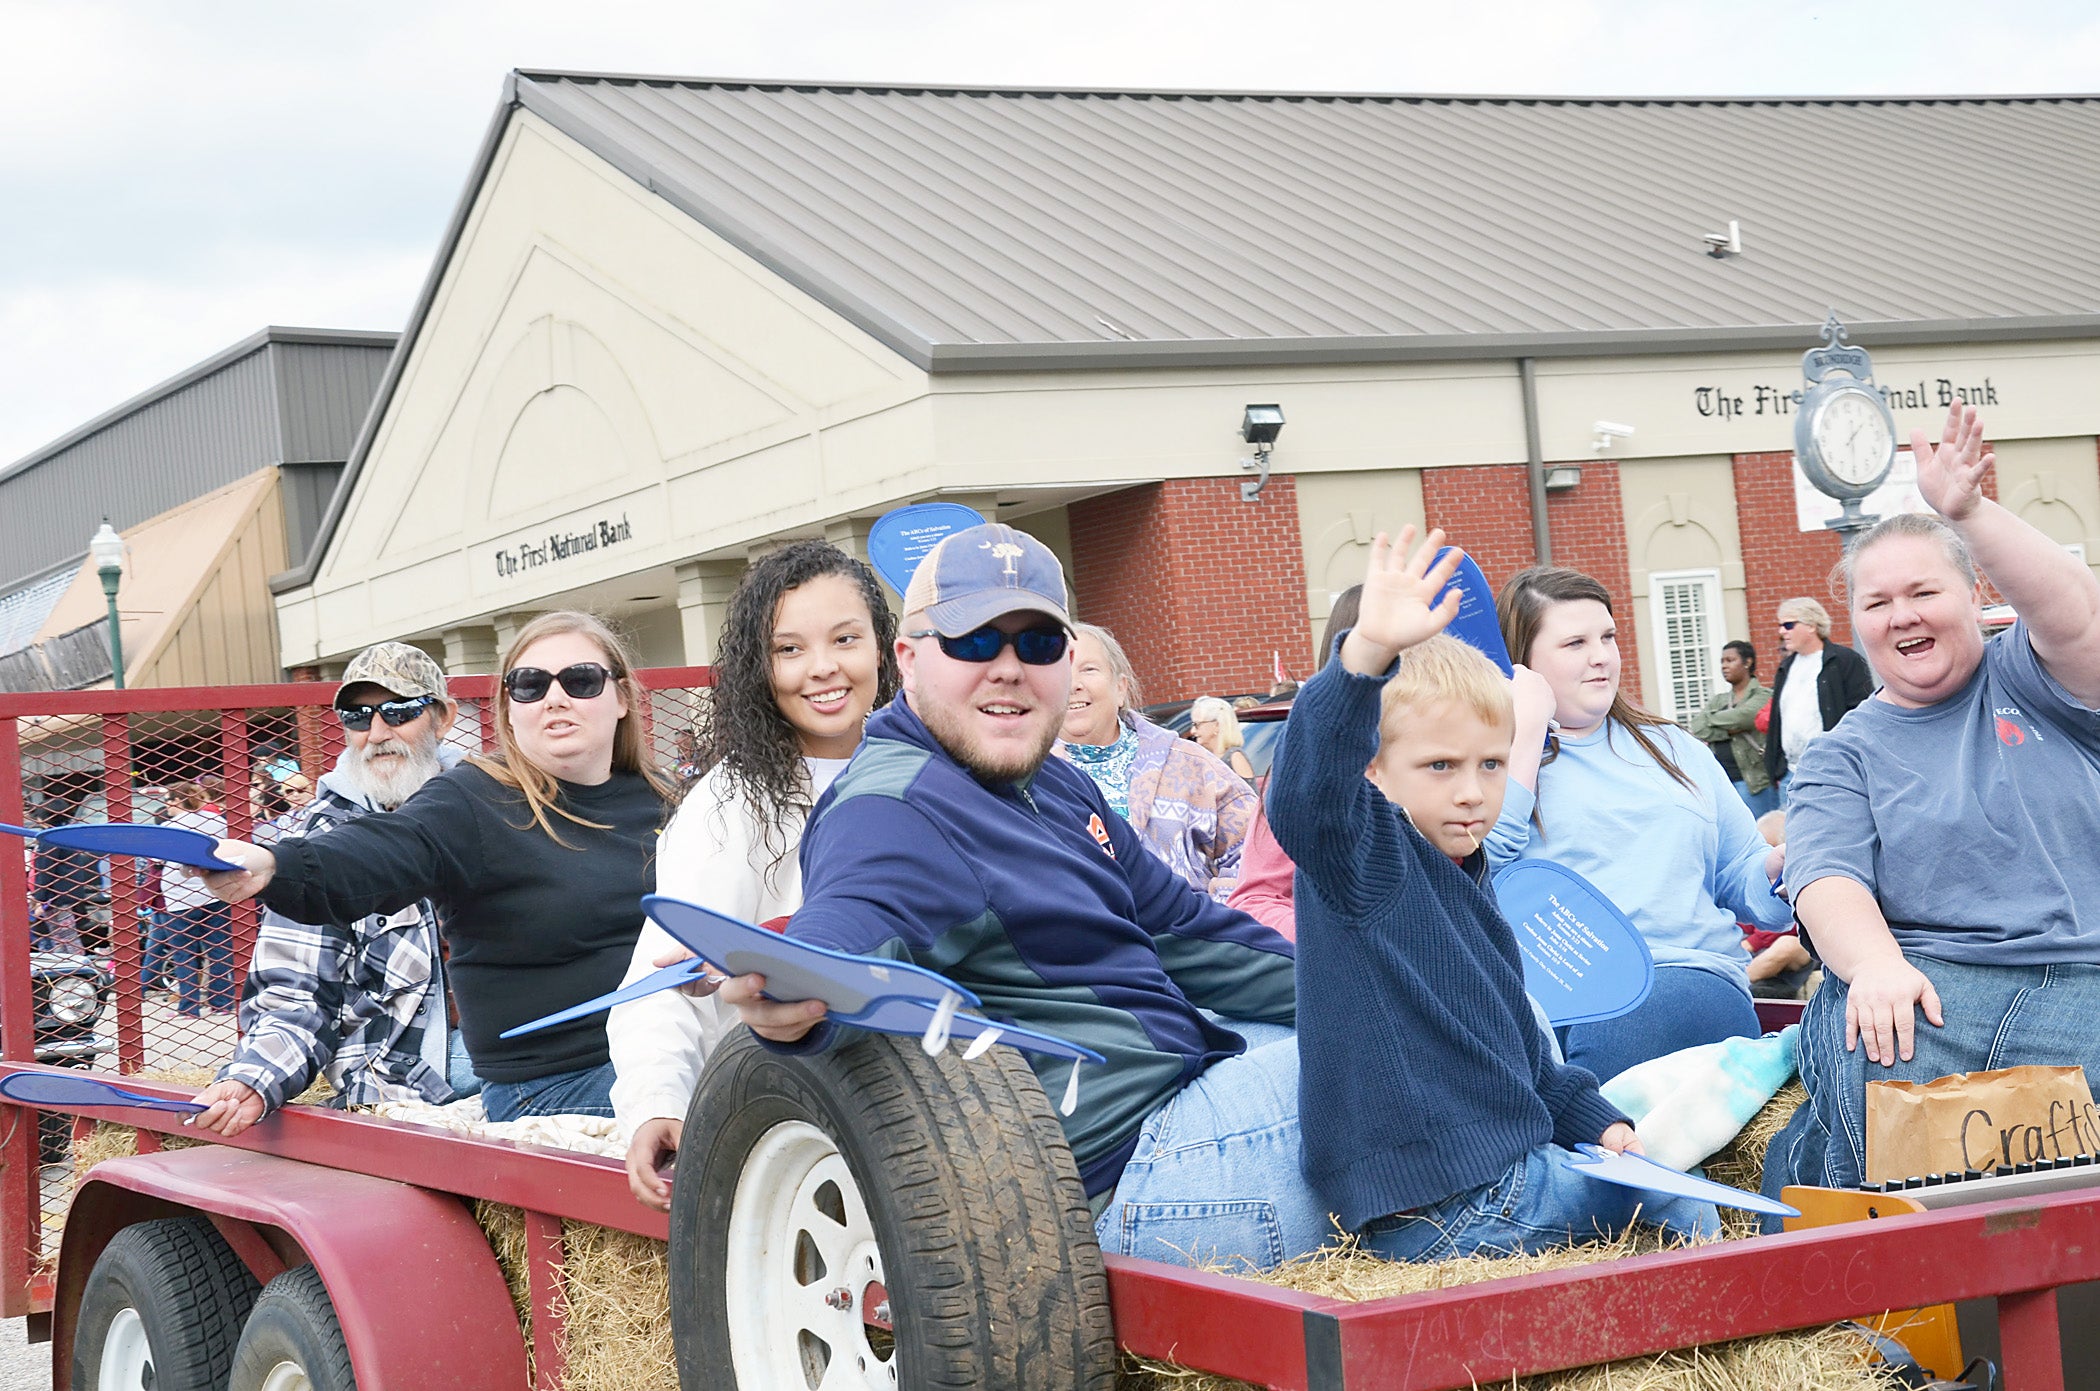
[1558,965,1760,1086]
[1359,1143,1721,1262]
[480,1061,616,1122]
[1762,956,2100,1220]
[1094,1036,1332,1273]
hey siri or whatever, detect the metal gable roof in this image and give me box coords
[510,75,2100,368]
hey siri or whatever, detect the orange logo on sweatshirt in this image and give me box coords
[1088,814,1116,859]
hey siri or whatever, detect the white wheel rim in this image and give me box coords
[259,1361,312,1391]
[98,1306,151,1389]
[725,1120,895,1390]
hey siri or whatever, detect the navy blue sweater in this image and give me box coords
[778,697,1296,1195]
[1267,659,1625,1229]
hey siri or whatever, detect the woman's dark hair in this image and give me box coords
[690,540,900,871]
[1496,566,1696,796]
[1317,585,1364,670]
[1723,639,1757,677]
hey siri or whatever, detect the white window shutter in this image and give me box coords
[1647,569,1724,722]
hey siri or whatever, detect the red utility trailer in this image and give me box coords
[7,679,2100,1390]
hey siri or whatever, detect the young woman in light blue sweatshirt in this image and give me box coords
[1488,567,1791,1083]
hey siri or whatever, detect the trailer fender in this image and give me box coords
[58,1144,529,1391]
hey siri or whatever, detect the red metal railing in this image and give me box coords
[0,671,711,1322]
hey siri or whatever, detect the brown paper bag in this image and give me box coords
[1865,1065,2100,1184]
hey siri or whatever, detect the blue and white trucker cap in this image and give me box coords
[900,523,1071,637]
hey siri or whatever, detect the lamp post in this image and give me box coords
[89,520,125,690]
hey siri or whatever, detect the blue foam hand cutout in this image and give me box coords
[866,503,990,596]
[1564,1143,1800,1218]
[1431,548,1513,676]
[1493,860,1655,1027]
[0,820,241,871]
[0,1071,206,1114]
[499,958,710,1038]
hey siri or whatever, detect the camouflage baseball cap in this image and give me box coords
[335,642,449,706]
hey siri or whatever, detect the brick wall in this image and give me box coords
[1731,448,2003,663]
[1420,461,1641,699]
[1067,477,1312,705]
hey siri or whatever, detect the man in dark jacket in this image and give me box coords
[1764,596,1875,797]
[716,523,1322,1271]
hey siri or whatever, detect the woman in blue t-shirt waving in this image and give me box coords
[1767,403,2100,1195]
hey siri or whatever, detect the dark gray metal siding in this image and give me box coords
[272,341,391,464]
[0,330,395,594]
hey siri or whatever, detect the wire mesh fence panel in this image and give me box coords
[0,667,710,1280]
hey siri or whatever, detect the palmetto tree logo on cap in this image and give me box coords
[981,539,1023,578]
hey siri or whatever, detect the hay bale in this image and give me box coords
[470,1202,676,1391]
[1704,1082,1807,1240]
[1117,1228,1902,1391]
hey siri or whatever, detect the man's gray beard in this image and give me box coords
[344,729,444,809]
[914,695,1061,786]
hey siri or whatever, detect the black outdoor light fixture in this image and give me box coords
[1239,403,1285,502]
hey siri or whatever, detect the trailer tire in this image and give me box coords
[72,1215,260,1391]
[228,1264,355,1391]
[670,1028,1116,1391]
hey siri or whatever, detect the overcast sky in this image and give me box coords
[4,0,2097,467]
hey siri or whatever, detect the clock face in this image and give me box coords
[1811,388,1895,489]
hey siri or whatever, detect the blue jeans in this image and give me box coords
[447,1031,485,1100]
[1735,779,1782,820]
[1559,966,1760,1086]
[1763,956,2100,1214]
[166,905,234,1016]
[1094,1037,1330,1273]
[481,1061,616,1121]
[141,911,168,987]
[1359,1143,1720,1261]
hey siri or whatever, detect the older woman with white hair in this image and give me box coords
[1763,594,1874,802]
[1059,623,1257,899]
[1764,404,2100,1200]
[1188,696,1257,781]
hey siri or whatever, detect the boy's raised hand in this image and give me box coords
[1339,526,1466,676]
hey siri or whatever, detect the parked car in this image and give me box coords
[1139,694,1264,736]
[27,951,113,1166]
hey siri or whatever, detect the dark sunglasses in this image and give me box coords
[907,624,1069,665]
[503,662,613,703]
[1779,621,1800,631]
[335,695,441,731]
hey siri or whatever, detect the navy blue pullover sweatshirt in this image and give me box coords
[775,696,1296,1195]
[1267,658,1625,1229]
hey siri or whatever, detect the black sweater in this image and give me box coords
[261,762,662,1084]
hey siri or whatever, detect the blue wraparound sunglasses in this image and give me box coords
[907,624,1069,665]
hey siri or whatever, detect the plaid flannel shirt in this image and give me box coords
[216,758,457,1112]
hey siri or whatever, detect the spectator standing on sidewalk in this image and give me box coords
[1688,640,1776,818]
[1764,598,1874,804]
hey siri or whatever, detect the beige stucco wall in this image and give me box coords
[1291,468,1428,669]
[1991,437,2100,564]
[277,111,931,667]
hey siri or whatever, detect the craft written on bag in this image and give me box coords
[1864,1064,2100,1185]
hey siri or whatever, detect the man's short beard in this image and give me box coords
[914,696,1061,786]
[344,727,444,809]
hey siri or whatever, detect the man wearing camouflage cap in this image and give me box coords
[191,642,469,1133]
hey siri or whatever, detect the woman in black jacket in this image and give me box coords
[1763,596,1875,799]
[203,612,676,1121]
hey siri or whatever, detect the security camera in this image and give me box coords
[1594,421,1636,439]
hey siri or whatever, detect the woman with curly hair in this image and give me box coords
[610,540,898,1209]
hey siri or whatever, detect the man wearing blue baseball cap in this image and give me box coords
[715,522,1325,1270]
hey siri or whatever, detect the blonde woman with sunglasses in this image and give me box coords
[202,613,676,1121]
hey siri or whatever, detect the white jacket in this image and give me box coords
[607,757,848,1134]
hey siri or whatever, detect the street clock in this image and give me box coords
[1792,313,1897,536]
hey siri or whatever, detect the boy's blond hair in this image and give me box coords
[1377,636,1513,748]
